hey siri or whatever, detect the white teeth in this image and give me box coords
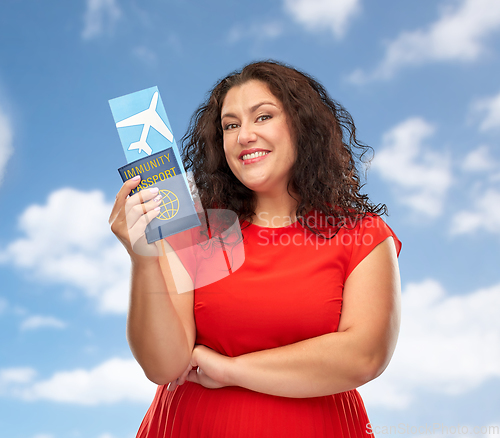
[242,151,270,160]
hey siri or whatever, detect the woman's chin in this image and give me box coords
[241,180,272,194]
[240,175,292,197]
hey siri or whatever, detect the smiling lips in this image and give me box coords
[239,149,271,164]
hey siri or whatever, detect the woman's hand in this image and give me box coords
[167,345,232,391]
[109,176,163,260]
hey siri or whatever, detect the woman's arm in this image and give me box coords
[182,237,400,398]
[126,244,196,385]
[110,178,196,385]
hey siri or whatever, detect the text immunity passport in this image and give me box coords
[109,86,200,244]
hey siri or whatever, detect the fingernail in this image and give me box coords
[131,175,140,181]
[153,194,162,202]
[149,187,159,194]
[154,207,161,211]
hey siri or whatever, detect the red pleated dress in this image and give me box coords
[136,212,401,438]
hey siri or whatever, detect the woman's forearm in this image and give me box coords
[126,257,192,385]
[226,330,384,398]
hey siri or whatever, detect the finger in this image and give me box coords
[125,187,160,216]
[178,365,196,386]
[177,366,191,386]
[167,378,179,392]
[109,175,142,224]
[128,207,162,250]
[126,191,162,231]
[138,192,147,215]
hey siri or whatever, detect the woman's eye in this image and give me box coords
[223,123,238,131]
[257,115,271,122]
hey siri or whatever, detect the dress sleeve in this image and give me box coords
[344,214,402,281]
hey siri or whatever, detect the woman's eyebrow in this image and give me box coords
[221,111,236,120]
[221,101,278,120]
[249,101,278,113]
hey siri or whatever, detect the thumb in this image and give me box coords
[177,362,194,386]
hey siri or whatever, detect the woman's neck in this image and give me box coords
[251,192,301,228]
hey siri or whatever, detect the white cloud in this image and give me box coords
[0,188,130,313]
[350,0,500,82]
[20,315,66,331]
[371,117,452,218]
[0,367,37,386]
[0,367,37,399]
[451,188,500,235]
[32,434,54,438]
[283,0,360,38]
[359,279,500,409]
[0,104,13,187]
[472,90,500,131]
[462,145,497,172]
[5,358,156,405]
[82,0,122,40]
[227,21,284,44]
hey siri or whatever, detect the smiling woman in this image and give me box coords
[109,60,402,438]
[220,80,297,204]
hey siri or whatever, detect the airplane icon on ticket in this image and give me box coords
[115,91,173,156]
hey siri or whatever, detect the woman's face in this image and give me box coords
[220,80,296,197]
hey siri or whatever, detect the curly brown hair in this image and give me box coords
[181,60,386,238]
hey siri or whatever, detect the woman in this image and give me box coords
[109,60,402,437]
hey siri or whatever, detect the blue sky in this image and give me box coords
[1,0,500,437]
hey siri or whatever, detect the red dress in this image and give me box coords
[136,212,401,437]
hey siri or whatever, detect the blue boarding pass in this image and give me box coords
[109,86,180,163]
[109,86,200,243]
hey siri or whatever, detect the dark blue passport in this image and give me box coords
[118,148,200,244]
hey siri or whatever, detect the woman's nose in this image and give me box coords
[237,123,257,145]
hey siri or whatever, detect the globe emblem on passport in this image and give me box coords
[157,189,180,220]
